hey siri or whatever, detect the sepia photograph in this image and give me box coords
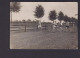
[10,2,78,49]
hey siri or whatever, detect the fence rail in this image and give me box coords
[10,22,78,32]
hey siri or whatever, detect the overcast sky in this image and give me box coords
[10,2,78,22]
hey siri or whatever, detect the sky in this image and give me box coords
[10,2,78,23]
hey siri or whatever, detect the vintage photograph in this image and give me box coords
[10,2,78,49]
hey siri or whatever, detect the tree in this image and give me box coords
[34,5,44,18]
[22,19,26,22]
[58,11,64,24]
[75,18,78,24]
[49,10,57,23]
[64,15,69,23]
[27,19,31,22]
[71,17,78,24]
[49,10,57,30]
[10,2,21,23]
[67,17,71,23]
[34,5,44,29]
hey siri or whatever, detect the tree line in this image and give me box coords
[34,5,78,25]
[10,2,78,25]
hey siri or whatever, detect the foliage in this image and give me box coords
[34,5,44,18]
[64,15,69,22]
[58,11,64,23]
[49,10,57,22]
[71,17,78,24]
[22,19,26,23]
[10,2,21,12]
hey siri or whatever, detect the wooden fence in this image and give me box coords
[10,22,78,32]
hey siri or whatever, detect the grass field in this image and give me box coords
[10,27,78,49]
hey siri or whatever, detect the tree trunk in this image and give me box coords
[37,25,38,30]
[10,11,12,24]
[53,20,54,29]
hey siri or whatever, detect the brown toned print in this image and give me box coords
[10,2,78,49]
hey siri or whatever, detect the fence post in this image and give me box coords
[25,24,26,32]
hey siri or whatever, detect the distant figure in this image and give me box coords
[66,22,69,29]
[38,24,42,29]
[38,20,42,30]
[57,22,64,32]
[53,21,57,30]
[65,22,70,32]
[53,24,56,29]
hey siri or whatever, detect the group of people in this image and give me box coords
[52,22,70,32]
[37,20,74,32]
